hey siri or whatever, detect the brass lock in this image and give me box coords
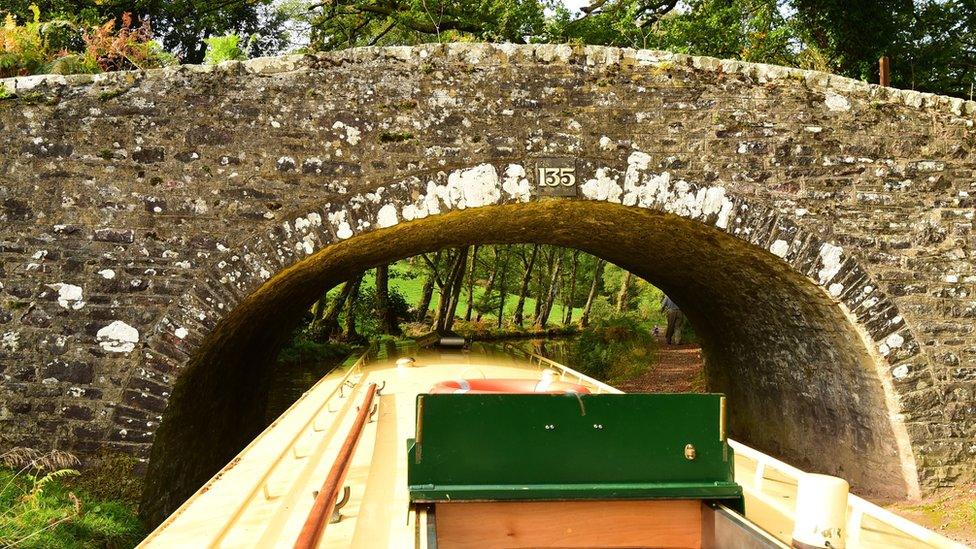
[684,443,696,460]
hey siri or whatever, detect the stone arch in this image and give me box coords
[1,42,971,528]
[137,155,929,523]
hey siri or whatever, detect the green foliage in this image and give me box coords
[648,0,798,66]
[566,312,657,383]
[0,6,77,77]
[307,0,547,51]
[0,82,10,98]
[72,452,143,506]
[347,285,410,340]
[203,33,248,65]
[0,6,173,77]
[0,449,143,548]
[2,0,289,64]
[277,330,352,366]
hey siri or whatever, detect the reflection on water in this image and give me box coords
[515,338,575,364]
[262,340,536,424]
[263,351,353,423]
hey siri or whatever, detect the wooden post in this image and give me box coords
[879,56,890,87]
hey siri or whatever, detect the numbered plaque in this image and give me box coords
[535,159,578,196]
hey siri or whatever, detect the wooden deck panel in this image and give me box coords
[434,500,702,548]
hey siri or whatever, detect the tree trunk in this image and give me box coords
[442,247,469,333]
[343,274,365,343]
[512,245,539,327]
[616,271,633,313]
[580,259,605,327]
[312,281,354,341]
[434,248,468,333]
[309,294,328,327]
[415,251,441,321]
[375,264,399,335]
[496,248,512,329]
[464,245,479,321]
[475,247,500,322]
[532,248,550,323]
[535,254,562,329]
[563,251,580,325]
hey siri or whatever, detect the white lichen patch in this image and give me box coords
[817,243,844,284]
[294,212,322,232]
[444,164,502,209]
[614,151,734,228]
[581,168,622,203]
[96,320,139,353]
[701,187,732,226]
[174,327,188,339]
[376,204,399,228]
[1,331,19,352]
[824,92,851,112]
[599,136,614,151]
[891,364,910,380]
[328,209,354,239]
[46,283,85,310]
[885,332,905,349]
[769,240,790,258]
[829,283,844,297]
[502,164,531,202]
[331,121,362,145]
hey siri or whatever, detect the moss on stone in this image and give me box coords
[73,452,145,507]
[380,130,414,143]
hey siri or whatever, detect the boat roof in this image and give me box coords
[142,342,588,548]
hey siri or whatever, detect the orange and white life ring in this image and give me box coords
[428,378,590,394]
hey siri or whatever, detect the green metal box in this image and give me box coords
[407,393,741,507]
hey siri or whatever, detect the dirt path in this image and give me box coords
[617,342,704,393]
[883,484,976,546]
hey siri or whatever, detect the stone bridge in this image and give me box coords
[0,44,973,524]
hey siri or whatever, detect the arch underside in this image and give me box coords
[141,199,916,524]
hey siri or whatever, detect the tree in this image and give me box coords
[2,0,291,65]
[535,251,562,328]
[616,271,633,312]
[563,250,580,325]
[464,245,479,321]
[495,246,513,329]
[306,0,548,51]
[475,247,500,322]
[374,264,399,334]
[415,251,441,321]
[342,273,365,343]
[433,247,468,333]
[580,258,605,327]
[512,245,539,327]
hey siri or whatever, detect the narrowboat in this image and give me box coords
[141,343,966,548]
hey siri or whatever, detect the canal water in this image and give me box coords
[263,351,353,423]
[262,340,539,423]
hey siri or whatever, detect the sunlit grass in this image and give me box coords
[0,450,143,549]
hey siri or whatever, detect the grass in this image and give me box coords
[0,464,143,548]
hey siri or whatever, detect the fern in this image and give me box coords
[0,7,172,77]
[27,469,78,507]
[203,33,249,64]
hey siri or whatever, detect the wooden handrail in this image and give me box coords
[294,382,378,549]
